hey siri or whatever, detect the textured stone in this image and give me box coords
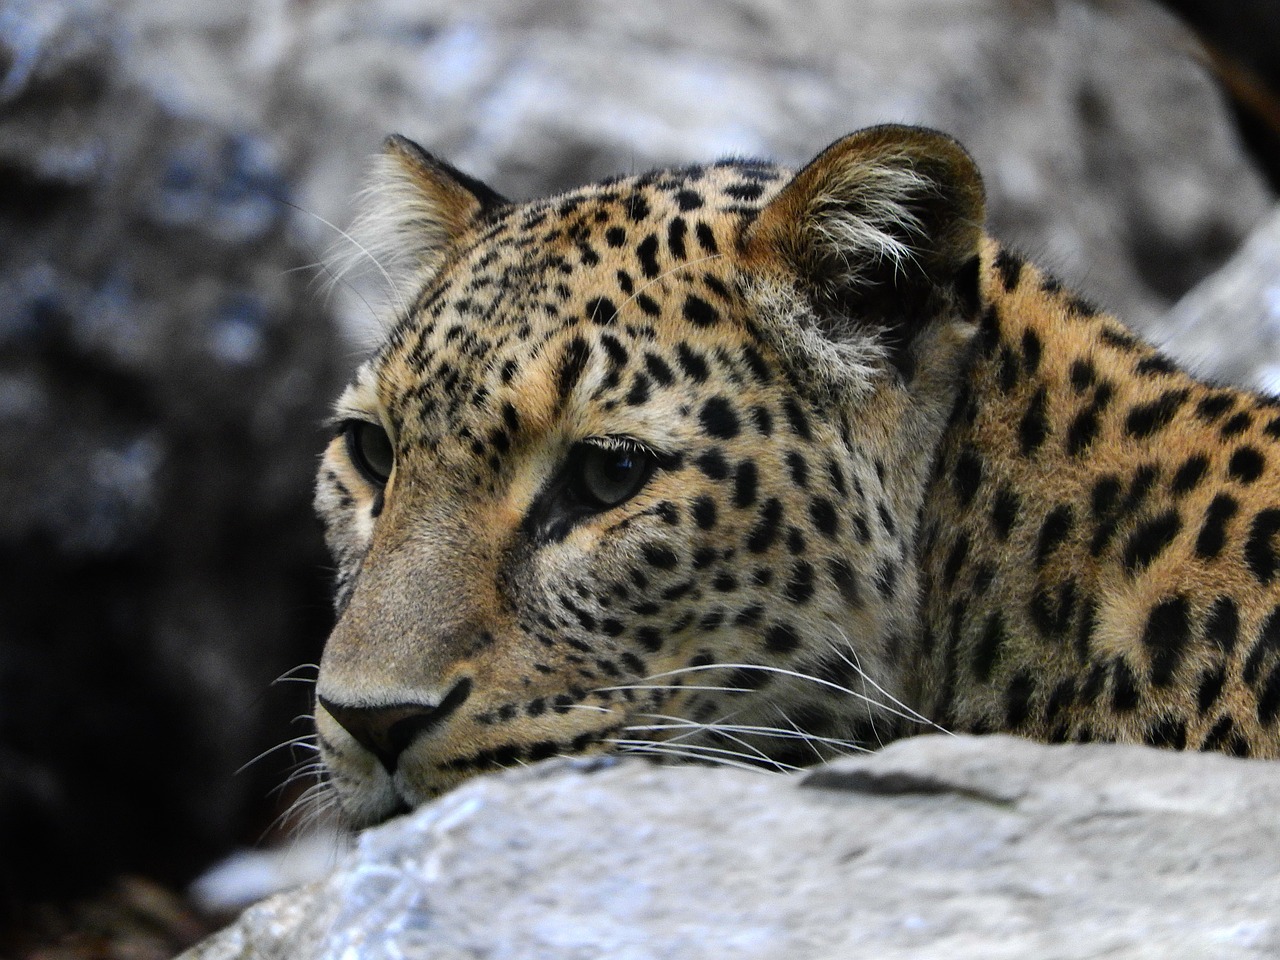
[1150,206,1280,389]
[182,736,1280,960]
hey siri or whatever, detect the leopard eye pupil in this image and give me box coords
[346,421,394,486]
[578,446,651,508]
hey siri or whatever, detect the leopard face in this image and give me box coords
[312,127,982,825]
[312,125,1280,828]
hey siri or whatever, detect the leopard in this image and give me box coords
[310,124,1280,828]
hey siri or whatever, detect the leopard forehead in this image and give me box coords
[361,161,792,465]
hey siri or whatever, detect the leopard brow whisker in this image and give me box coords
[273,663,321,686]
[825,629,951,735]
[629,715,869,753]
[605,738,799,774]
[608,664,925,725]
[236,735,322,777]
[279,198,410,322]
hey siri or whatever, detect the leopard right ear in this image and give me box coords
[344,135,508,305]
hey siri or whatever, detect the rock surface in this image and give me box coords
[1149,206,1280,391]
[182,735,1280,960]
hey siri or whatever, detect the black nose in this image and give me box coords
[319,677,472,773]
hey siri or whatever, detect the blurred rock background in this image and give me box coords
[1,0,1277,955]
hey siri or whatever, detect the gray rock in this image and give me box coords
[182,736,1280,960]
[1150,205,1280,389]
[112,0,1271,333]
[0,0,343,897]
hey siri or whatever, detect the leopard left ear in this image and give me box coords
[742,125,985,349]
[345,134,508,306]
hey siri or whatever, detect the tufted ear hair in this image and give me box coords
[344,134,508,308]
[742,125,985,374]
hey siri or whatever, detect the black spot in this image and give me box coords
[874,559,898,599]
[732,461,759,509]
[972,611,1006,682]
[1204,596,1239,654]
[585,296,618,326]
[1100,326,1140,352]
[1124,389,1189,439]
[625,193,650,222]
[1246,509,1280,583]
[992,488,1020,540]
[1201,715,1236,752]
[943,533,969,590]
[1069,358,1097,392]
[726,181,765,200]
[1029,579,1077,639]
[636,626,663,652]
[1195,393,1234,423]
[997,345,1019,394]
[601,618,625,637]
[641,544,679,570]
[1122,510,1181,574]
[746,499,783,553]
[692,496,717,529]
[1221,411,1253,438]
[764,622,801,654]
[695,222,718,254]
[1196,665,1226,715]
[953,447,983,506]
[1265,415,1280,439]
[1019,387,1049,455]
[667,217,688,259]
[637,234,661,278]
[1066,405,1101,457]
[556,336,591,405]
[675,189,703,211]
[1044,678,1078,726]
[712,571,738,592]
[783,398,812,441]
[784,562,815,604]
[604,226,626,248]
[1079,663,1107,706]
[682,294,720,327]
[626,373,651,406]
[1021,329,1042,377]
[994,249,1024,291]
[829,558,861,608]
[1144,718,1187,750]
[1243,605,1280,685]
[1110,659,1140,712]
[1170,455,1209,496]
[751,406,773,436]
[699,397,740,439]
[1075,596,1097,663]
[635,293,661,316]
[787,452,809,488]
[675,344,709,382]
[1142,595,1191,687]
[695,449,730,481]
[1005,671,1035,728]
[1195,494,1239,560]
[1258,662,1280,726]
[1035,504,1074,568]
[809,498,839,539]
[1134,354,1178,377]
[1228,446,1266,484]
[643,353,674,386]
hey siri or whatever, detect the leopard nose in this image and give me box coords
[318,677,472,773]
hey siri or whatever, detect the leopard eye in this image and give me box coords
[573,442,654,509]
[343,420,394,487]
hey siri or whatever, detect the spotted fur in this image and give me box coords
[311,125,1280,827]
